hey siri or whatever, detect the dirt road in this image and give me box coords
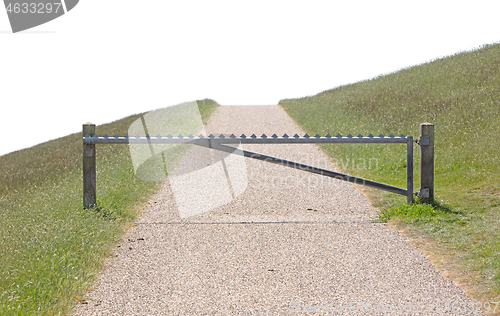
[75,105,480,315]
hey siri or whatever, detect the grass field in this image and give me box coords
[280,44,500,308]
[0,99,219,315]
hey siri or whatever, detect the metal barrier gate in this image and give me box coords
[82,123,436,209]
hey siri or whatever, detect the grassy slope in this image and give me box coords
[0,99,219,315]
[280,44,500,304]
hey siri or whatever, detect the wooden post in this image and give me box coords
[419,123,434,201]
[83,123,96,208]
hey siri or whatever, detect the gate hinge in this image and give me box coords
[83,144,94,157]
[416,135,429,146]
[417,188,430,198]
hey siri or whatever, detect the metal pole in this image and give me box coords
[83,135,410,145]
[83,123,97,209]
[407,137,414,204]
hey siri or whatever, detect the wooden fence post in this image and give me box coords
[83,123,96,208]
[419,123,434,201]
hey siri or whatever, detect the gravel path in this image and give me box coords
[75,105,480,315]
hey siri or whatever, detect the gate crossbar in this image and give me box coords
[210,143,409,196]
[83,134,410,144]
[83,133,414,203]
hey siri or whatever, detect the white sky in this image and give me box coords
[1,0,499,156]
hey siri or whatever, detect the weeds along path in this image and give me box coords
[74,105,480,315]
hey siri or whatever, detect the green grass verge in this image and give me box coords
[279,44,500,302]
[0,99,219,315]
[379,198,467,224]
